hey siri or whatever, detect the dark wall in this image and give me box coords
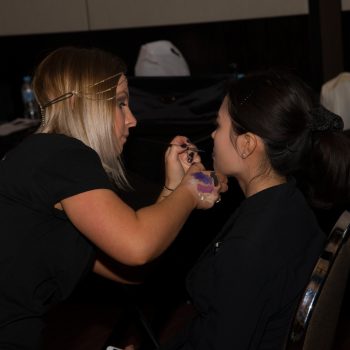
[342,11,350,73]
[0,13,321,121]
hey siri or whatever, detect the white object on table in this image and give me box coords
[0,118,39,136]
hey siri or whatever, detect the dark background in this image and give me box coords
[0,7,348,122]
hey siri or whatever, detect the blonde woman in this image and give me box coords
[0,47,227,349]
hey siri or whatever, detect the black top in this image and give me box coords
[162,181,325,350]
[0,133,114,349]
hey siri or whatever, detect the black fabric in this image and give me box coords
[161,180,325,350]
[124,77,227,188]
[128,77,226,123]
[0,133,114,349]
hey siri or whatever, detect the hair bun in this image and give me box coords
[309,105,344,132]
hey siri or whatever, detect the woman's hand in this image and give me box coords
[164,135,201,190]
[180,163,228,209]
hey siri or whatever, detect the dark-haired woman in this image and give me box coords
[160,70,350,349]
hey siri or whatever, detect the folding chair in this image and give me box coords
[285,209,350,350]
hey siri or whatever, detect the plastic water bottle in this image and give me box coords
[21,75,39,119]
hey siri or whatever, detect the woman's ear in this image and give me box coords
[238,132,257,159]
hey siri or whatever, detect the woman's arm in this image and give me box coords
[93,259,139,284]
[93,256,148,284]
[61,164,226,266]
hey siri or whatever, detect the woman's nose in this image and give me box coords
[127,110,137,128]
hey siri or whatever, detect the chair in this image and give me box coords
[285,209,350,350]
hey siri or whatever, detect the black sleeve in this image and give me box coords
[35,141,114,206]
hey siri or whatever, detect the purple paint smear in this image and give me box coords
[197,184,214,193]
[192,172,212,184]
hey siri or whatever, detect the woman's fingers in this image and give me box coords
[164,136,189,187]
[188,162,205,173]
[167,136,202,172]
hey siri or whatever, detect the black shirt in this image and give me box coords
[0,133,114,349]
[162,181,325,350]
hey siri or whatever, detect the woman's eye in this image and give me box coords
[118,101,127,109]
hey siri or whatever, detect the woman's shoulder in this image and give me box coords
[4,133,97,167]
[241,180,306,215]
[20,133,95,157]
[26,133,87,149]
[231,181,316,239]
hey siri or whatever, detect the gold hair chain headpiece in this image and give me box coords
[39,72,123,126]
[41,72,123,109]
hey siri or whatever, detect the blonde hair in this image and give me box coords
[33,46,129,189]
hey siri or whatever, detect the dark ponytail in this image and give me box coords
[226,69,350,208]
[302,130,350,208]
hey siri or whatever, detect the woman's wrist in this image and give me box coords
[163,184,175,192]
[166,184,198,208]
[158,184,176,201]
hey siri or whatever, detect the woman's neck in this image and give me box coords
[239,171,287,198]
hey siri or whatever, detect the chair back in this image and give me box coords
[285,210,350,350]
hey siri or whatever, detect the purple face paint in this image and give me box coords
[192,172,213,185]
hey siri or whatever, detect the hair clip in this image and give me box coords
[42,92,75,109]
